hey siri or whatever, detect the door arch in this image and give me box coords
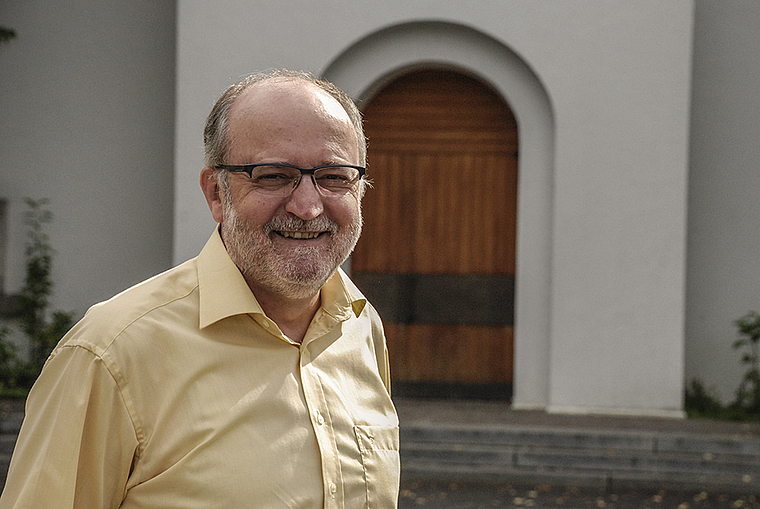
[351,68,518,399]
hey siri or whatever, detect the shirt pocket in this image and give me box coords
[354,424,400,508]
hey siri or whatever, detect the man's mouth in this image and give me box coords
[276,231,325,240]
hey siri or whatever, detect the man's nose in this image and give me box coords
[284,176,325,220]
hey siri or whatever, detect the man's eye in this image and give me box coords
[252,171,294,187]
[317,173,350,182]
[257,173,291,181]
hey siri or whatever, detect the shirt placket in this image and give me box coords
[300,344,344,508]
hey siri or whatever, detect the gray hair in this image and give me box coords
[203,69,366,170]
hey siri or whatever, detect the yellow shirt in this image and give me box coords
[0,230,399,508]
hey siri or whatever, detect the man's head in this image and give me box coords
[200,70,366,301]
[204,69,366,170]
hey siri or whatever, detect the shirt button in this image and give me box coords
[329,482,337,494]
[316,411,325,425]
[262,320,270,328]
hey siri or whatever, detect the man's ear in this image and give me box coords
[200,167,224,224]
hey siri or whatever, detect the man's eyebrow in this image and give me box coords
[308,161,353,168]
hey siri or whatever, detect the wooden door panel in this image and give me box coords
[358,152,517,274]
[412,152,516,274]
[352,70,518,399]
[384,323,514,383]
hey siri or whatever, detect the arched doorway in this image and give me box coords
[351,69,519,400]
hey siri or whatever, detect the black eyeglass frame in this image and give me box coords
[215,162,367,195]
[216,162,365,179]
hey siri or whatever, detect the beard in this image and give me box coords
[220,188,363,300]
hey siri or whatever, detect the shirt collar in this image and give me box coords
[197,228,367,329]
[198,228,264,329]
[320,266,367,321]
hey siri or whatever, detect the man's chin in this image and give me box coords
[257,254,338,297]
[266,271,333,300]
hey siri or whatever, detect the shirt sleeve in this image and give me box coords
[0,344,139,509]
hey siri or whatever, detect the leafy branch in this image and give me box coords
[0,26,16,45]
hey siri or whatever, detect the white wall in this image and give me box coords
[176,0,693,416]
[0,0,176,319]
[686,2,760,403]
[3,0,758,415]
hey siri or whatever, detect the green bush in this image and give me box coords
[685,311,760,421]
[732,311,760,413]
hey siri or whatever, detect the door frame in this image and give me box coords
[324,20,555,410]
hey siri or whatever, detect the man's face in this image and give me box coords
[217,80,363,300]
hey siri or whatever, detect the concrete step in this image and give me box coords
[400,422,760,493]
[402,423,760,456]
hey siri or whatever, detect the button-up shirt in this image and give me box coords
[0,229,400,508]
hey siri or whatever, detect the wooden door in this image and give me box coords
[352,69,518,400]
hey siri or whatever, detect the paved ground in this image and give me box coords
[398,479,760,508]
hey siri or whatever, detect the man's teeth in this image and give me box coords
[279,231,322,239]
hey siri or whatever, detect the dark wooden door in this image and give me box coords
[352,69,519,399]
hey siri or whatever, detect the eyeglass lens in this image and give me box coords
[249,165,361,196]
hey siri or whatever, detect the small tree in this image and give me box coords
[0,199,74,393]
[732,311,760,413]
[16,199,74,380]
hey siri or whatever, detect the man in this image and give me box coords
[0,70,400,508]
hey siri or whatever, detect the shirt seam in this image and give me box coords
[95,283,200,353]
[59,283,201,457]
[56,343,145,458]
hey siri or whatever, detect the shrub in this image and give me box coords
[732,311,760,413]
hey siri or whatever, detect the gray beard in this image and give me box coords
[220,193,362,300]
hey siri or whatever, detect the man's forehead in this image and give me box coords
[231,79,350,124]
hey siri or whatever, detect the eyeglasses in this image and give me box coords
[216,163,366,197]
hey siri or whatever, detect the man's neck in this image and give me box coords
[246,281,321,344]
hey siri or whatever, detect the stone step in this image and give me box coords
[400,458,759,494]
[401,424,760,457]
[400,423,760,493]
[403,440,760,476]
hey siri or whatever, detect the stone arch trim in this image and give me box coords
[323,21,555,409]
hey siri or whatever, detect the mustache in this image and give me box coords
[264,215,340,235]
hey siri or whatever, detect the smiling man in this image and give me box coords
[0,70,400,508]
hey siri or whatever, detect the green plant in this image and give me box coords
[732,311,760,413]
[0,26,16,45]
[684,379,723,419]
[683,378,756,422]
[0,326,19,386]
[0,199,74,394]
[684,311,760,422]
